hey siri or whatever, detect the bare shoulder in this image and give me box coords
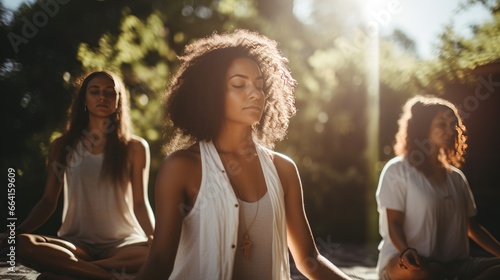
[269,150,298,174]
[50,134,66,150]
[128,135,149,153]
[267,150,300,195]
[47,135,67,159]
[161,143,201,171]
[156,144,202,199]
[126,136,149,165]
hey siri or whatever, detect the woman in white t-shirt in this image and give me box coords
[376,95,500,280]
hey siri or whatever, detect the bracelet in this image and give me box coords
[399,247,416,259]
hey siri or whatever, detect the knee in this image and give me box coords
[485,263,500,274]
[474,264,500,279]
[386,257,443,280]
[16,234,40,259]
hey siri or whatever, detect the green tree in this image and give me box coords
[416,0,500,92]
[77,12,174,178]
[0,0,231,233]
[2,0,432,245]
[428,0,500,238]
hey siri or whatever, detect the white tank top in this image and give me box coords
[58,142,147,249]
[232,191,273,279]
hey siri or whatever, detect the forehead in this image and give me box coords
[226,57,262,77]
[87,75,115,87]
[432,108,456,123]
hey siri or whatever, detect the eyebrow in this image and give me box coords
[437,115,455,120]
[228,74,263,80]
[87,85,115,89]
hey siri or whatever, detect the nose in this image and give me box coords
[248,84,262,100]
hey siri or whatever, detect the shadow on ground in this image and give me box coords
[0,243,379,280]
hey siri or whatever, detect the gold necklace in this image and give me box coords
[216,143,260,259]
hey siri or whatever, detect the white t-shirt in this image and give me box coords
[375,156,477,274]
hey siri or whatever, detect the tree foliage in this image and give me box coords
[4,0,499,243]
[415,0,500,92]
[77,12,173,170]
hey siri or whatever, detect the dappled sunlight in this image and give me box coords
[218,0,256,18]
[2,0,499,255]
[77,12,172,146]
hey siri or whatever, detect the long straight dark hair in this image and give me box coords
[56,70,132,184]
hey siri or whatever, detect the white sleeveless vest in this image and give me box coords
[169,141,290,279]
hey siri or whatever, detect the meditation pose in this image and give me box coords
[135,30,351,280]
[3,70,155,280]
[376,95,500,280]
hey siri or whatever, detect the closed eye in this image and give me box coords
[104,90,117,98]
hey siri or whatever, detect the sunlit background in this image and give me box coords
[2,0,493,58]
[2,0,499,253]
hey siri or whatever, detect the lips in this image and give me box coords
[244,105,262,111]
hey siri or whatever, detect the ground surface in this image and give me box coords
[0,243,379,279]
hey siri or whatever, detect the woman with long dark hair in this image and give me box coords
[5,70,155,279]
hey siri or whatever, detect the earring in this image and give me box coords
[115,109,120,121]
[84,106,88,112]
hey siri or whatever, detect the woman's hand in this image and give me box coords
[399,248,422,270]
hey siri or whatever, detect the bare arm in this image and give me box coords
[274,153,351,280]
[386,208,422,269]
[129,136,155,237]
[17,137,66,234]
[468,216,500,257]
[1,137,65,249]
[135,150,197,279]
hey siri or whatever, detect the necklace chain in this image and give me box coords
[216,143,259,259]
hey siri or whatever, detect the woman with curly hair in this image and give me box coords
[135,30,351,280]
[3,71,155,279]
[376,95,500,280]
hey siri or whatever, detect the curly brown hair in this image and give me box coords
[164,29,297,151]
[394,95,467,173]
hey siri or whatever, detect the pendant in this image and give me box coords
[240,233,252,259]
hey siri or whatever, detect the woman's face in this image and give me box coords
[84,75,119,118]
[223,57,265,126]
[428,109,456,150]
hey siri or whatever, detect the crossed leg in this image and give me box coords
[17,234,149,280]
[92,243,150,273]
[385,254,449,280]
[472,257,500,280]
[385,254,500,280]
